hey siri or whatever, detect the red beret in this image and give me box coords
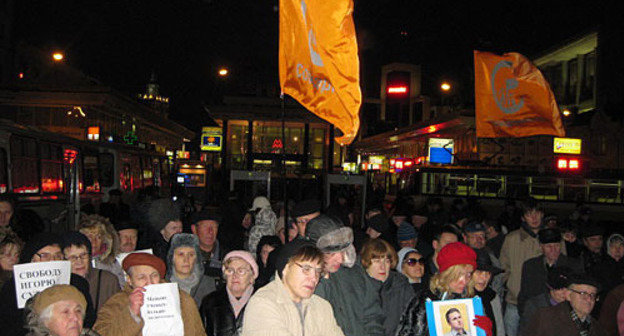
[122,252,166,278]
[436,242,477,273]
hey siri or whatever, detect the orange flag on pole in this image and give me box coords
[474,50,565,138]
[279,0,361,145]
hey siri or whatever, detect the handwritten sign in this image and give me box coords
[140,283,184,336]
[13,261,71,308]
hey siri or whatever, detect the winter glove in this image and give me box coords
[473,315,492,336]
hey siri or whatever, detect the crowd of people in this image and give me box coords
[0,189,623,336]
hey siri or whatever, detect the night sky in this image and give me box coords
[12,1,606,129]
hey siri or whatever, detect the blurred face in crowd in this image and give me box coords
[433,232,458,253]
[402,252,425,281]
[391,215,407,227]
[295,212,320,237]
[127,265,161,288]
[523,209,544,230]
[81,228,103,256]
[118,229,138,253]
[242,213,253,229]
[0,201,14,227]
[366,255,391,282]
[399,238,417,249]
[161,220,183,242]
[446,311,464,331]
[63,245,90,277]
[32,245,64,263]
[224,258,254,297]
[173,246,196,278]
[541,242,561,264]
[0,243,20,271]
[609,241,624,262]
[566,284,598,319]
[282,257,323,303]
[192,220,218,251]
[464,231,486,250]
[365,227,382,239]
[448,264,474,294]
[550,287,568,303]
[259,244,276,266]
[472,269,492,292]
[323,251,344,274]
[45,300,84,336]
[277,224,299,245]
[583,235,603,254]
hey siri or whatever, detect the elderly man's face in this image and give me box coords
[118,229,138,253]
[46,300,84,336]
[464,231,486,250]
[127,265,161,288]
[32,245,64,263]
[161,220,183,241]
[0,201,14,227]
[323,251,344,274]
[583,235,603,254]
[566,284,598,319]
[192,220,218,249]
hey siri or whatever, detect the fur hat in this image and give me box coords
[32,284,87,315]
[165,233,204,279]
[148,199,181,231]
[78,214,119,263]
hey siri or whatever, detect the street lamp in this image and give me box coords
[52,52,64,62]
[218,68,229,77]
[562,109,571,117]
[440,82,451,92]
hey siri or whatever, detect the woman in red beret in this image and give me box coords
[394,242,492,336]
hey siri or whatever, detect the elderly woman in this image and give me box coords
[166,233,217,306]
[595,233,624,295]
[24,284,100,336]
[199,250,259,336]
[78,214,124,287]
[395,242,492,336]
[397,247,429,294]
[0,232,22,288]
[361,238,414,336]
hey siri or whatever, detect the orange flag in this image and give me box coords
[474,50,565,138]
[279,0,361,145]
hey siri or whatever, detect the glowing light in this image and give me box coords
[387,86,408,94]
[427,125,437,133]
[562,109,571,117]
[441,82,451,91]
[18,72,24,79]
[569,159,580,169]
[218,68,229,76]
[52,52,64,61]
[557,159,568,169]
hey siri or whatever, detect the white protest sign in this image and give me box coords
[140,282,184,336]
[115,249,153,267]
[13,261,71,309]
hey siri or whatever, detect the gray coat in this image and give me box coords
[379,272,415,336]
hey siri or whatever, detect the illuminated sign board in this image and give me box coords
[369,156,385,165]
[428,138,454,164]
[200,127,223,152]
[553,137,581,154]
[87,127,100,141]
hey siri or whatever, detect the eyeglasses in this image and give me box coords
[294,262,324,277]
[35,252,64,261]
[569,288,599,301]
[224,267,252,276]
[66,253,90,262]
[404,258,426,266]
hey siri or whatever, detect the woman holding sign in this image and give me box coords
[394,242,492,336]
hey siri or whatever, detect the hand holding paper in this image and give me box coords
[129,287,146,316]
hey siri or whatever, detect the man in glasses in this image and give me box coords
[524,273,606,336]
[0,232,96,335]
[397,247,428,293]
[61,231,120,311]
[242,240,344,335]
[305,215,385,336]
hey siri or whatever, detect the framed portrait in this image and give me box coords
[425,297,485,336]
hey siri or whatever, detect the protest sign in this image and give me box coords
[115,248,153,267]
[140,282,184,336]
[13,261,71,309]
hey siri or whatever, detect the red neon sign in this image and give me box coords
[387,86,408,94]
[272,139,283,149]
[63,149,78,165]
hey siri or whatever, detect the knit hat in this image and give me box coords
[396,247,419,273]
[397,222,417,242]
[249,196,271,211]
[189,209,222,225]
[32,284,87,315]
[436,242,477,273]
[166,233,204,279]
[538,228,562,244]
[122,252,166,278]
[61,231,93,255]
[19,232,63,264]
[291,199,321,218]
[581,225,604,239]
[367,214,389,233]
[148,199,181,231]
[223,250,259,279]
[275,239,316,279]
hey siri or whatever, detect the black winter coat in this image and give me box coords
[199,287,249,336]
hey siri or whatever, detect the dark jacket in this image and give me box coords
[486,233,505,259]
[519,293,554,336]
[524,301,606,336]
[378,271,415,336]
[598,284,624,336]
[315,261,386,336]
[395,290,459,336]
[85,268,120,311]
[200,287,248,336]
[594,255,624,296]
[475,287,503,336]
[0,274,96,336]
[517,253,583,315]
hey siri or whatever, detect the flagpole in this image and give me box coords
[280,93,290,243]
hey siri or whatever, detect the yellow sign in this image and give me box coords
[369,156,385,165]
[201,127,223,152]
[553,137,581,154]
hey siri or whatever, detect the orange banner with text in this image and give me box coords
[474,50,565,138]
[279,0,361,145]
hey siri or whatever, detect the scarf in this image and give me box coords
[227,285,254,318]
[570,304,591,336]
[170,268,201,294]
[521,222,540,238]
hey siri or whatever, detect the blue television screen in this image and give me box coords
[429,147,453,164]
